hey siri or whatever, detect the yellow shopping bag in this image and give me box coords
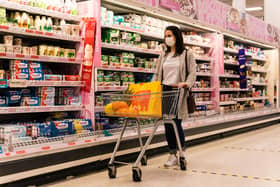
[128,81,162,117]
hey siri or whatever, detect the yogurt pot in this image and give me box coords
[4,35,13,46]
[0,44,5,53]
[14,38,22,46]
[22,47,30,56]
[71,25,80,37]
[0,70,6,79]
[54,47,60,57]
[30,46,38,56]
[13,45,22,54]
[39,45,48,56]
[5,45,13,53]
[47,46,55,56]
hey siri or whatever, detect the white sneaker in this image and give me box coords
[164,154,178,167]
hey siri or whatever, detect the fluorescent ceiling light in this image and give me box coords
[245,7,263,11]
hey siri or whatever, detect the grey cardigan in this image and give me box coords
[153,50,196,120]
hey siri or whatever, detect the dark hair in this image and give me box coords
[165,26,184,56]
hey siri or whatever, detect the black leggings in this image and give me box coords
[162,85,186,154]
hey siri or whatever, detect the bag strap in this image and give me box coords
[185,49,189,77]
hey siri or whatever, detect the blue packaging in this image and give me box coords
[6,90,22,106]
[36,122,52,137]
[21,88,36,97]
[0,96,7,107]
[50,120,74,137]
[29,62,43,80]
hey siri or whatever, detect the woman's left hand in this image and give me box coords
[178,82,188,88]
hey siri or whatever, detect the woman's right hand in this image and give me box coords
[160,43,167,52]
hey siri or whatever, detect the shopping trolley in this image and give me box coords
[102,89,186,182]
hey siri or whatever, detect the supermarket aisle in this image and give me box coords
[48,125,280,187]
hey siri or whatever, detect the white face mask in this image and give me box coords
[165,37,176,47]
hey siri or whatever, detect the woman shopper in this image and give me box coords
[153,26,196,167]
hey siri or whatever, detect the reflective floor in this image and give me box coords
[47,124,280,187]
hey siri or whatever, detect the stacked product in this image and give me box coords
[101,7,175,38]
[38,87,55,106]
[3,0,79,15]
[0,36,76,58]
[0,8,79,34]
[0,119,92,143]
[101,53,158,70]
[220,79,240,89]
[193,80,211,89]
[57,88,81,106]
[102,28,160,51]
[196,63,211,73]
[0,87,81,107]
[183,32,211,45]
[225,39,266,59]
[97,70,135,87]
[8,60,81,81]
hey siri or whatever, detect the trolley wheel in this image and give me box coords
[132,167,142,182]
[179,157,187,171]
[108,164,117,178]
[141,155,148,166]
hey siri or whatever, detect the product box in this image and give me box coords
[21,97,40,106]
[36,122,52,137]
[44,74,63,81]
[109,56,120,67]
[1,125,27,142]
[63,75,80,81]
[0,96,7,107]
[29,62,43,80]
[6,90,22,106]
[50,120,74,137]
[101,55,109,66]
[40,97,55,106]
[38,87,55,97]
[64,96,81,106]
[21,88,36,97]
[71,119,93,134]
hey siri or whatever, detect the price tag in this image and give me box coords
[0,108,6,113]
[9,80,27,88]
[0,52,6,57]
[64,135,77,143]
[30,55,39,59]
[16,150,26,154]
[0,79,7,88]
[0,25,9,30]
[25,29,34,33]
[13,27,24,33]
[45,32,54,36]
[68,58,75,62]
[16,107,28,113]
[15,54,25,58]
[35,31,43,35]
[84,140,92,143]
[42,146,51,150]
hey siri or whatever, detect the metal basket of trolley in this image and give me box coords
[102,88,186,182]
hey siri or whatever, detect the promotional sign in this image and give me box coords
[247,14,266,43]
[81,17,96,92]
[160,0,197,18]
[238,49,247,89]
[196,0,229,30]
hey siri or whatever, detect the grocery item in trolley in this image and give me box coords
[104,81,162,117]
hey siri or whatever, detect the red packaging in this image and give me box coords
[63,75,81,81]
[82,18,96,92]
